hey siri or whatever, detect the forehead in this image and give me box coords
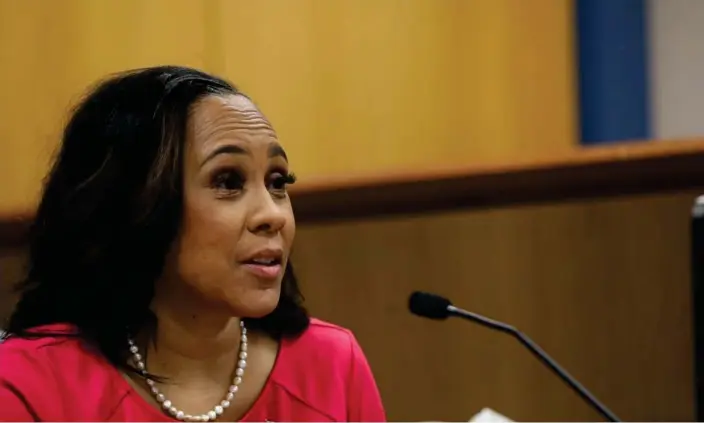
[187,94,277,152]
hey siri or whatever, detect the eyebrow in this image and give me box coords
[268,144,288,161]
[201,143,288,167]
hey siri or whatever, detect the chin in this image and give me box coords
[229,288,281,319]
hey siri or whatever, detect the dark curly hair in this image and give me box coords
[2,65,309,374]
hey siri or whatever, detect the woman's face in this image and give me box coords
[161,94,296,318]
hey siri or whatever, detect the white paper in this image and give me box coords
[469,407,514,422]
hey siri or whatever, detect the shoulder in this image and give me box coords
[266,318,385,422]
[0,324,130,421]
[293,317,358,353]
[271,317,368,395]
[0,324,87,375]
[282,317,365,370]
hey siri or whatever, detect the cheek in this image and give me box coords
[175,200,246,284]
[282,205,296,248]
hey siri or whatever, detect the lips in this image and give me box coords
[242,248,283,265]
[241,249,284,280]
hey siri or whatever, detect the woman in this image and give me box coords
[0,66,386,422]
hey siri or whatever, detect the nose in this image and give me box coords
[246,188,287,235]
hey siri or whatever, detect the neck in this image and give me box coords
[140,287,243,383]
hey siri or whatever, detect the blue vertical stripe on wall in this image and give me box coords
[576,0,651,144]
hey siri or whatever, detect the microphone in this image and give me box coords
[408,291,620,422]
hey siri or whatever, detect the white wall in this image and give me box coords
[648,0,704,139]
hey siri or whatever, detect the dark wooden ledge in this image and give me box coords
[290,138,704,223]
[2,138,704,246]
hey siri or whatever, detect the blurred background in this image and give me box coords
[1,0,704,420]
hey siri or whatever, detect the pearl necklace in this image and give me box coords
[127,320,248,422]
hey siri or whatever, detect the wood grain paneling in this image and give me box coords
[293,191,698,421]
[218,0,577,181]
[291,138,704,223]
[0,0,217,215]
[0,249,23,325]
[0,0,577,217]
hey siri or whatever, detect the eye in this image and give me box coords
[268,171,297,194]
[212,169,244,193]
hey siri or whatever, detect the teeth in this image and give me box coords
[252,258,275,264]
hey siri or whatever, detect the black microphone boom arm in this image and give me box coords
[409,291,620,422]
[448,305,620,422]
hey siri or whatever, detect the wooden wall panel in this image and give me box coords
[293,191,698,421]
[0,0,577,216]
[0,249,23,325]
[201,0,577,181]
[0,0,217,215]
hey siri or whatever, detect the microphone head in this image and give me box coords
[408,291,452,320]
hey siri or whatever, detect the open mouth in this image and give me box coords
[244,257,282,266]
